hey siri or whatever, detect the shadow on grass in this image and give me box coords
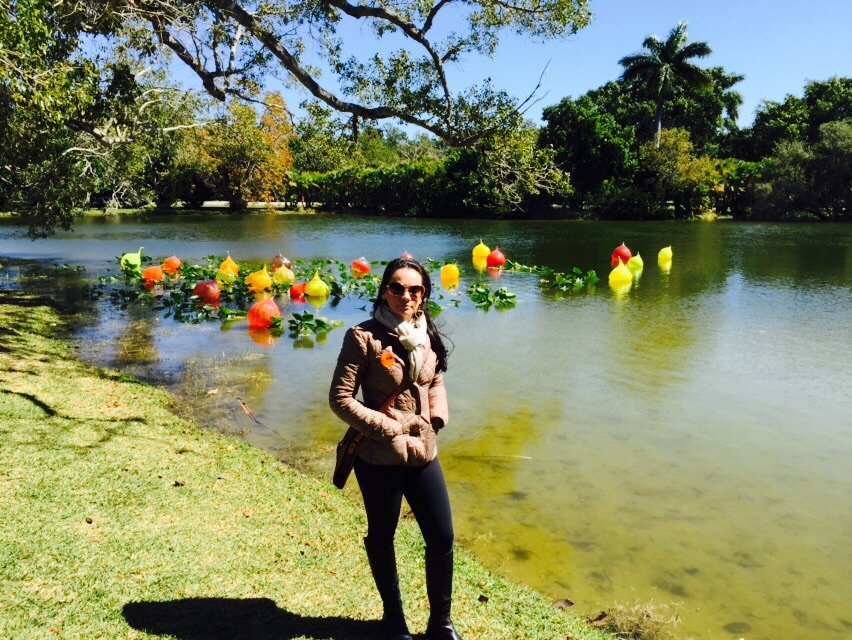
[122,598,386,640]
[0,389,58,415]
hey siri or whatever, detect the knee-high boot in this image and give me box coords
[363,538,413,640]
[425,548,464,640]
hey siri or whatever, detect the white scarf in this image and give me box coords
[374,304,428,381]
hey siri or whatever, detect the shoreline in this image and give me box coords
[0,289,614,639]
[3,204,847,224]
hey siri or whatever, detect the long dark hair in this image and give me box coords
[373,257,450,372]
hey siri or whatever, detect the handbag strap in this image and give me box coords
[378,375,410,413]
[353,375,410,445]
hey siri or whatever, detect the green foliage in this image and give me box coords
[638,129,717,218]
[736,77,852,160]
[290,160,443,214]
[289,102,356,173]
[287,312,344,338]
[0,1,206,234]
[506,260,599,291]
[752,119,852,220]
[540,95,638,204]
[77,0,591,146]
[712,158,763,218]
[618,22,715,146]
[288,126,570,217]
[196,96,294,209]
[439,125,572,216]
[467,283,517,309]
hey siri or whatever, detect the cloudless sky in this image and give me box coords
[174,0,852,129]
[461,0,852,125]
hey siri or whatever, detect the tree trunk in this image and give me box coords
[654,101,664,148]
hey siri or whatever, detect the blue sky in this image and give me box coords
[174,0,852,129]
[451,0,852,126]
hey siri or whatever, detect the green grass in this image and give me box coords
[0,291,612,640]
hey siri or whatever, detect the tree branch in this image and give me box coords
[320,0,453,122]
[423,0,453,33]
[149,14,227,101]
[209,0,462,142]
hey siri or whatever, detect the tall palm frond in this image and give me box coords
[618,21,714,146]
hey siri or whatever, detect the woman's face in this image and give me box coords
[382,267,424,322]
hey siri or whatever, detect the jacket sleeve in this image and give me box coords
[428,371,449,429]
[329,327,405,442]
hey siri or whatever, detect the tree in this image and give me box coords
[200,95,294,209]
[738,77,852,160]
[289,102,356,173]
[754,119,852,220]
[638,128,716,218]
[618,22,713,147]
[539,95,637,205]
[439,124,571,215]
[49,0,592,145]
[1,0,206,235]
[5,0,593,234]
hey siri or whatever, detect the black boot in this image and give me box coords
[425,548,464,640]
[363,538,413,640]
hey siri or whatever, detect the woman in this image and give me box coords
[329,257,463,640]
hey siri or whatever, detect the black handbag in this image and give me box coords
[333,376,409,489]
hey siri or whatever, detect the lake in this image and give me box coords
[2,213,851,640]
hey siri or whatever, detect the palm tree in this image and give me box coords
[619,22,713,147]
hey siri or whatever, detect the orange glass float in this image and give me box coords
[142,265,164,284]
[162,256,182,274]
[247,297,281,329]
[352,257,371,277]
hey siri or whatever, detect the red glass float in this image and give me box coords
[486,247,506,268]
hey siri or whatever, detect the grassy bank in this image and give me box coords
[0,292,611,640]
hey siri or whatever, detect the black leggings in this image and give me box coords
[354,457,454,555]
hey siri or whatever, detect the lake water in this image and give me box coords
[2,214,851,640]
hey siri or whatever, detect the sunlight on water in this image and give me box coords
[3,215,851,640]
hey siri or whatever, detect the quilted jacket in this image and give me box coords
[329,318,449,465]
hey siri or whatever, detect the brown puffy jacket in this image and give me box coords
[329,318,449,466]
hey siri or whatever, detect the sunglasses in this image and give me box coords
[386,282,425,298]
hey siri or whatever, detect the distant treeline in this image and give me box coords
[3,12,851,237]
[3,71,850,237]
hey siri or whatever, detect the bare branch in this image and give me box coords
[516,61,550,115]
[161,122,213,132]
[60,147,109,157]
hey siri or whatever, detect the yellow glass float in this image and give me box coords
[658,246,673,273]
[608,258,633,285]
[305,270,330,297]
[215,267,237,288]
[610,280,632,298]
[272,264,295,286]
[472,240,490,260]
[472,255,488,272]
[219,253,240,276]
[440,263,460,289]
[627,254,644,271]
[245,265,273,292]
